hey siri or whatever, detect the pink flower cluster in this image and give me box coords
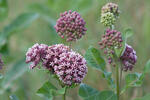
[54,10,87,41]
[120,44,137,71]
[99,29,123,64]
[26,44,87,86]
[26,43,48,69]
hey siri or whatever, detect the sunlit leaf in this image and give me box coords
[79,83,117,100]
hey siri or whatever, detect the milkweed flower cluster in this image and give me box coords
[101,2,120,17]
[120,44,137,71]
[26,43,48,69]
[54,10,87,41]
[26,44,87,86]
[99,29,123,64]
[100,3,119,27]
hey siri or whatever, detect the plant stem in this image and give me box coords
[62,87,67,100]
[119,64,123,92]
[116,65,120,100]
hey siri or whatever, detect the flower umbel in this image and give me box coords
[42,44,71,71]
[120,44,137,71]
[26,43,48,69]
[55,10,87,41]
[54,51,87,86]
[26,43,88,86]
[99,29,123,64]
[101,2,120,18]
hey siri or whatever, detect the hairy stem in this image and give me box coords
[116,65,120,100]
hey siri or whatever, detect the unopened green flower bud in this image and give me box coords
[101,12,116,27]
[101,2,120,18]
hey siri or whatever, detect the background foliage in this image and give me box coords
[0,0,150,100]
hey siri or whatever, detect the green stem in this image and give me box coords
[116,65,120,100]
[62,87,67,100]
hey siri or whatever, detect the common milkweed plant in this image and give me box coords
[25,2,150,100]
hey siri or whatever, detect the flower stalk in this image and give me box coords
[116,64,120,100]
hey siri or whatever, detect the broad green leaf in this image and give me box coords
[79,83,117,100]
[9,95,19,100]
[36,81,56,99]
[84,47,115,89]
[0,12,39,49]
[1,58,28,89]
[144,59,150,74]
[121,72,144,94]
[36,81,66,99]
[134,93,150,100]
[84,46,105,72]
[0,0,8,21]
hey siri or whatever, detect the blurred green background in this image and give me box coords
[0,0,150,100]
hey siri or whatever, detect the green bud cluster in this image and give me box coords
[100,12,116,27]
[100,3,120,27]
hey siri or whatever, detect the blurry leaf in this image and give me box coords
[0,0,8,21]
[121,72,144,94]
[0,73,3,79]
[9,95,19,100]
[70,0,93,13]
[79,83,117,100]
[84,46,105,71]
[134,93,150,100]
[0,42,9,55]
[124,28,134,39]
[37,81,66,99]
[0,12,39,49]
[28,3,56,26]
[144,59,150,74]
[1,58,28,89]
